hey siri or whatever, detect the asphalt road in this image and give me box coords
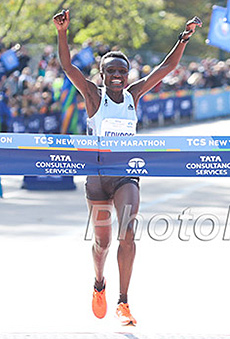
[0,117,230,338]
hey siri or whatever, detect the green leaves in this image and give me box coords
[0,0,212,57]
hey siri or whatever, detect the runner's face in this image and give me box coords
[102,58,129,91]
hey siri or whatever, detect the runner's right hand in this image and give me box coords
[53,9,70,31]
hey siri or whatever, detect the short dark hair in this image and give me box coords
[100,51,130,72]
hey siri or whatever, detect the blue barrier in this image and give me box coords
[139,96,162,122]
[22,175,76,191]
[8,87,230,134]
[136,91,194,125]
[10,112,61,134]
[1,133,230,177]
[193,87,230,120]
[175,95,193,118]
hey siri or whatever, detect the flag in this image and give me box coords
[60,46,94,134]
[72,46,95,69]
[1,49,19,71]
[60,76,78,134]
[206,5,230,52]
[226,0,230,23]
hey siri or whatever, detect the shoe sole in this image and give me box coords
[115,314,136,326]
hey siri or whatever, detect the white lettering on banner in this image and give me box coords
[45,169,77,174]
[200,155,222,162]
[126,157,148,175]
[187,138,207,146]
[0,136,13,144]
[186,154,230,176]
[74,139,98,147]
[33,136,98,148]
[35,162,85,169]
[209,139,228,146]
[56,138,75,145]
[35,153,86,174]
[187,138,230,147]
[100,140,119,147]
[120,139,165,147]
[49,155,72,162]
[34,136,54,145]
[126,168,148,175]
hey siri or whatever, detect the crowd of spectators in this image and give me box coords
[1,38,230,133]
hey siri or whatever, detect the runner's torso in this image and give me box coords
[87,88,137,136]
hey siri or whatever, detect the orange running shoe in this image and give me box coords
[116,302,137,326]
[92,282,107,319]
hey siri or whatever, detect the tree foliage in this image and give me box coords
[0,0,225,59]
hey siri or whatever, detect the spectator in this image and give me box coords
[18,66,34,93]
[2,40,230,135]
[15,45,31,72]
[4,70,20,96]
[0,43,6,81]
[0,88,12,132]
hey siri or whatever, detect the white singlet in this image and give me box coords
[87,87,137,136]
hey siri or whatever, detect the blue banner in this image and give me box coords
[0,148,98,176]
[99,151,230,177]
[0,134,99,175]
[1,49,19,71]
[2,134,230,151]
[207,5,230,52]
[1,134,230,177]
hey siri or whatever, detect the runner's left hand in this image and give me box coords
[182,16,202,40]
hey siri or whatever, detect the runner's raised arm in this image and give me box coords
[53,9,100,117]
[128,16,202,106]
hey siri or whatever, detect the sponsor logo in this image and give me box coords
[126,157,148,175]
[35,154,86,175]
[128,104,134,110]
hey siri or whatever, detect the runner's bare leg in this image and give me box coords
[87,200,113,283]
[114,184,140,299]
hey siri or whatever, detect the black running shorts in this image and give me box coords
[85,176,140,201]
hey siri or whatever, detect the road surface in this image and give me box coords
[0,117,230,338]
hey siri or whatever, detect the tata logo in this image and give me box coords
[126,158,148,175]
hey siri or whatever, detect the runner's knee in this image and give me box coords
[119,223,135,244]
[94,233,111,251]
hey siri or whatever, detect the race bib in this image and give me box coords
[101,118,136,137]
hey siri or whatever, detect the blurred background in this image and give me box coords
[1,2,230,336]
[1,0,230,139]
